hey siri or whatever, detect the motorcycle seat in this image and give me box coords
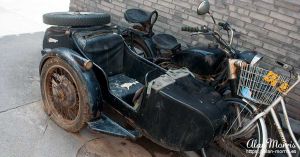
[152,33,181,51]
[124,9,154,24]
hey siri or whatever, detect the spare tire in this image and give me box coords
[43,12,111,26]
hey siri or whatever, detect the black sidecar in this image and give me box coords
[40,12,229,151]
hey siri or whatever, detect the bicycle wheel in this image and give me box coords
[216,98,267,157]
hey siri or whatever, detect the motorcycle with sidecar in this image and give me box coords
[121,1,264,96]
[40,4,268,156]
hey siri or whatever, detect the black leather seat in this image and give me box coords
[74,31,148,104]
[74,31,124,76]
[152,33,181,51]
[124,9,153,24]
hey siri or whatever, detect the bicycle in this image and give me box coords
[224,60,300,157]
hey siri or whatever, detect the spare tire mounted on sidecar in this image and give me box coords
[43,12,111,26]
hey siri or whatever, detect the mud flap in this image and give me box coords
[88,114,141,139]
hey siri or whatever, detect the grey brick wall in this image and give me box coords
[70,0,300,120]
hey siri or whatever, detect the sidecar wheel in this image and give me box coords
[41,57,92,132]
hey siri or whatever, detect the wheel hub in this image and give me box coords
[52,74,77,108]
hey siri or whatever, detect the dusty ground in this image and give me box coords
[0,0,200,157]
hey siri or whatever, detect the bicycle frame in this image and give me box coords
[229,74,300,157]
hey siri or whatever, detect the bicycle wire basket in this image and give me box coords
[237,64,291,105]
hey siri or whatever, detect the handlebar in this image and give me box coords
[182,22,236,56]
[182,23,235,32]
[181,26,200,32]
[219,22,236,32]
[181,25,210,34]
[218,22,230,31]
[218,22,235,46]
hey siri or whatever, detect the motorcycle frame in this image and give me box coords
[228,74,300,157]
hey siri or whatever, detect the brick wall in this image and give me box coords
[70,0,300,120]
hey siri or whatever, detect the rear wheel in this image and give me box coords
[41,57,92,132]
[124,36,153,58]
[130,41,147,57]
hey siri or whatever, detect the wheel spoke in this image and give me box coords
[45,67,80,121]
[225,104,247,136]
[68,107,77,119]
[219,101,263,157]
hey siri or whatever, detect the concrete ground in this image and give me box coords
[0,0,199,157]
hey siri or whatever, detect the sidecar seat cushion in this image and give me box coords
[108,74,144,104]
[152,33,181,51]
[74,32,124,76]
[124,9,152,24]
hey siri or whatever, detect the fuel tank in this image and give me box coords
[173,47,226,75]
[136,70,228,151]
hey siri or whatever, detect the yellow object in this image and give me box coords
[263,71,289,93]
[263,71,279,87]
[278,82,289,93]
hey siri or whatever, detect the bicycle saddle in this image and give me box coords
[152,33,181,51]
[124,9,154,24]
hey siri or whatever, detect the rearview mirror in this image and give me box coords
[197,0,210,15]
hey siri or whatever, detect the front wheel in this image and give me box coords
[40,57,92,132]
[216,99,268,157]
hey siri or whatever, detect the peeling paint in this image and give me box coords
[121,81,139,90]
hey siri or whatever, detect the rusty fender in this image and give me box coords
[40,48,103,117]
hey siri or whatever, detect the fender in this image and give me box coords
[39,48,103,118]
[236,50,263,65]
[122,29,158,58]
